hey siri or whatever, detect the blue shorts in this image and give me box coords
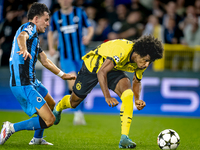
[10,82,48,117]
[60,59,83,73]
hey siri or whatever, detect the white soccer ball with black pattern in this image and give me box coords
[157,129,180,149]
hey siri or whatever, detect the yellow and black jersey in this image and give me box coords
[82,39,146,80]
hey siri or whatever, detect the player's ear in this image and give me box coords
[33,16,39,23]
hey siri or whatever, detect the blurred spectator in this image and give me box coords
[183,15,200,46]
[117,11,143,40]
[176,0,186,18]
[183,15,200,71]
[130,0,151,23]
[112,4,129,33]
[152,0,165,24]
[0,9,21,66]
[142,15,163,41]
[162,1,182,28]
[0,0,4,23]
[83,5,97,41]
[38,0,52,9]
[102,0,118,25]
[85,5,97,31]
[93,18,112,41]
[163,17,184,71]
[179,5,196,31]
[2,0,17,18]
[163,17,183,44]
[195,0,200,17]
[140,0,154,10]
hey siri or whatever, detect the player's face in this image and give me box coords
[36,12,49,33]
[135,54,151,69]
[58,0,73,10]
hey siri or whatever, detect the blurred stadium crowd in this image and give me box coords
[0,0,200,71]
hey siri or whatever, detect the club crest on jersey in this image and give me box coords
[58,19,63,24]
[76,81,82,90]
[37,97,42,102]
[113,56,120,63]
[73,16,79,23]
[25,25,33,35]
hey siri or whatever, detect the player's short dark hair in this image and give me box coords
[27,2,50,20]
[132,35,163,61]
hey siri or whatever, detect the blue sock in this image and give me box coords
[13,116,41,132]
[34,129,44,138]
[75,101,84,112]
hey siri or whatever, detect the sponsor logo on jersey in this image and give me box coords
[58,19,63,24]
[37,97,42,102]
[25,25,33,35]
[60,24,78,34]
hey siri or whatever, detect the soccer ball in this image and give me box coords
[157,129,180,149]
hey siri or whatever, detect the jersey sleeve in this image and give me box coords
[135,68,146,81]
[38,47,43,53]
[49,15,56,32]
[81,9,91,28]
[107,46,124,66]
[22,23,35,38]
[100,40,130,66]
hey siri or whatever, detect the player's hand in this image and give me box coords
[105,97,119,107]
[82,36,90,45]
[17,50,32,60]
[49,48,56,57]
[135,100,146,110]
[61,73,76,80]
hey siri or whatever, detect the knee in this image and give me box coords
[45,115,56,127]
[70,100,82,108]
[70,93,84,108]
[121,89,133,98]
[71,102,79,108]
[121,89,133,104]
[49,101,56,111]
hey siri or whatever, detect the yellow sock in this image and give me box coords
[56,95,72,112]
[120,89,133,136]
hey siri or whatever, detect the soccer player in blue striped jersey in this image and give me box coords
[0,2,76,146]
[48,0,94,125]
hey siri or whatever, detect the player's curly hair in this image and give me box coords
[27,2,50,20]
[132,35,163,61]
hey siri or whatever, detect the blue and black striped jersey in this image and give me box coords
[49,7,91,61]
[9,22,43,87]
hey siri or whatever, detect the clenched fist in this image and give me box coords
[135,100,146,110]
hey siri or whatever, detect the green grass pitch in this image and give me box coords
[0,111,200,150]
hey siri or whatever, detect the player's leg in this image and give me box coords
[115,78,136,148]
[0,86,55,145]
[53,92,84,125]
[107,71,136,148]
[0,103,55,145]
[30,92,55,145]
[53,62,98,125]
[73,60,87,125]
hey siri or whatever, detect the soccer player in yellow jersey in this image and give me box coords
[53,35,163,148]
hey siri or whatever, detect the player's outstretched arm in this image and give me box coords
[132,75,146,110]
[17,31,32,60]
[38,51,76,80]
[97,59,119,107]
[47,31,57,56]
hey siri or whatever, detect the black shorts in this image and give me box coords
[73,63,130,99]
